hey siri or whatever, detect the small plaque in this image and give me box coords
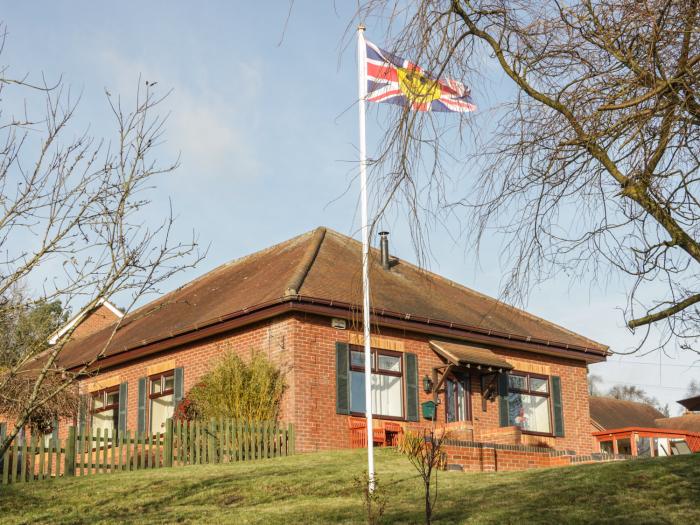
[331,318,347,329]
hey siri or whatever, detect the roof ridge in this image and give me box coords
[285,227,327,296]
[322,228,608,352]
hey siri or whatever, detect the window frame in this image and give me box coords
[148,370,175,435]
[445,373,471,423]
[507,371,553,437]
[348,345,405,421]
[90,386,120,435]
[90,386,120,415]
[148,370,175,401]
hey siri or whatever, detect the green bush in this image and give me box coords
[186,352,286,422]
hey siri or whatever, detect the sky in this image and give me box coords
[3,1,698,412]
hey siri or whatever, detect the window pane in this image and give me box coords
[637,437,651,458]
[92,409,115,435]
[508,393,551,433]
[151,379,162,395]
[508,374,527,391]
[372,373,403,417]
[164,374,174,391]
[617,438,632,455]
[456,379,467,421]
[92,395,104,410]
[106,391,119,406]
[445,379,456,423]
[351,370,403,417]
[600,441,614,454]
[530,377,548,393]
[351,351,365,369]
[350,371,366,413]
[377,354,401,372]
[150,394,174,434]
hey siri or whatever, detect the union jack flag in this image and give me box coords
[365,40,476,113]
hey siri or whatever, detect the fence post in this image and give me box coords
[289,423,295,455]
[164,419,174,468]
[208,418,216,464]
[64,426,76,477]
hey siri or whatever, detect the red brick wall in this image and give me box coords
[14,310,594,456]
[443,442,575,472]
[42,316,297,441]
[287,312,593,454]
[71,305,120,341]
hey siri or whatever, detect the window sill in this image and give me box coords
[349,412,405,422]
[519,429,555,438]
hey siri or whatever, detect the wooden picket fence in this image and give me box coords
[0,418,295,485]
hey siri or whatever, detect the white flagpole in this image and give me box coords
[357,23,375,492]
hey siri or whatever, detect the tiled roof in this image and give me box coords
[589,397,665,430]
[56,227,608,370]
[654,414,700,433]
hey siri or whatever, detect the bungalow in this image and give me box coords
[8,227,609,454]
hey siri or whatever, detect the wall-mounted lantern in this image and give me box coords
[423,375,433,394]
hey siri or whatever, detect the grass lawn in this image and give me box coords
[1,448,699,524]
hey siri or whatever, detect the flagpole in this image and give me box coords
[357,23,375,492]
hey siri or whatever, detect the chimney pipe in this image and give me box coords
[379,231,390,270]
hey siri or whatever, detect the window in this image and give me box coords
[616,438,632,455]
[91,387,119,436]
[599,441,613,455]
[349,346,404,418]
[636,436,652,457]
[445,374,471,423]
[507,372,552,434]
[149,370,175,434]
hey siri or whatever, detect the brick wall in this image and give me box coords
[443,441,576,472]
[6,310,594,456]
[71,305,120,341]
[287,312,593,454]
[36,316,296,441]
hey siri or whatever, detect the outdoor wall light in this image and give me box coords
[423,375,433,393]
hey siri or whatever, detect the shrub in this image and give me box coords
[185,351,286,422]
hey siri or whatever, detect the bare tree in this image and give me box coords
[358,0,700,351]
[607,384,668,415]
[685,378,700,397]
[397,428,449,525]
[0,25,202,456]
[588,373,603,396]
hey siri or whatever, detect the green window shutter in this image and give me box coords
[551,376,565,437]
[137,377,147,434]
[498,372,510,427]
[173,367,184,406]
[335,342,350,415]
[405,352,419,422]
[78,394,88,432]
[118,382,128,434]
[0,422,6,443]
[51,417,59,442]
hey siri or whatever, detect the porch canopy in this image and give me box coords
[429,339,513,373]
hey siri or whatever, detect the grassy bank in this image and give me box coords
[1,448,699,524]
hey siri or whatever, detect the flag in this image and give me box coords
[365,40,476,113]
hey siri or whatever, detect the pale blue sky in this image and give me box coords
[4,1,698,411]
